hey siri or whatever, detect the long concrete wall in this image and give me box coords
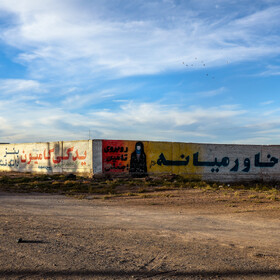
[0,140,93,175]
[1,139,280,182]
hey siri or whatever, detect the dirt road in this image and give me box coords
[1,190,280,279]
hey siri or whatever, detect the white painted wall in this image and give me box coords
[0,140,93,175]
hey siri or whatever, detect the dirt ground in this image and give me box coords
[1,188,280,279]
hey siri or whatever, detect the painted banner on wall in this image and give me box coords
[102,140,203,177]
[0,140,92,174]
[102,140,147,174]
[102,140,280,181]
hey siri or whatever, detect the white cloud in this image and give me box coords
[88,102,247,140]
[196,87,226,97]
[233,6,280,31]
[61,89,117,109]
[0,79,44,94]
[260,100,274,105]
[0,1,279,78]
[1,98,280,144]
[257,65,280,77]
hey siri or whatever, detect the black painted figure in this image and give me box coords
[129,141,147,177]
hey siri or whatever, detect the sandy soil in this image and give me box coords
[1,189,280,279]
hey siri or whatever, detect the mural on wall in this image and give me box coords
[129,142,147,176]
[102,140,280,177]
[102,140,146,176]
[0,141,91,173]
[103,140,130,173]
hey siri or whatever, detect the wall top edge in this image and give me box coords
[0,140,93,145]
[0,139,279,147]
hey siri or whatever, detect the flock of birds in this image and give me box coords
[182,57,216,79]
[182,58,231,80]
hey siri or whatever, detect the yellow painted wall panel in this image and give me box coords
[146,141,173,173]
[145,142,204,179]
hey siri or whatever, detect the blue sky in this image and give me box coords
[0,0,280,144]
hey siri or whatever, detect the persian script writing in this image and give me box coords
[103,145,129,172]
[153,152,279,173]
[0,147,87,168]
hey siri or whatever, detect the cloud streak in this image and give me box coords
[0,95,280,145]
[0,79,44,94]
[0,0,279,79]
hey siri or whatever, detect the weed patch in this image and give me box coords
[1,173,280,200]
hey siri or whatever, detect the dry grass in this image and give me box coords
[0,173,280,201]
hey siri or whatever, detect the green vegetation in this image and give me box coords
[0,173,279,201]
